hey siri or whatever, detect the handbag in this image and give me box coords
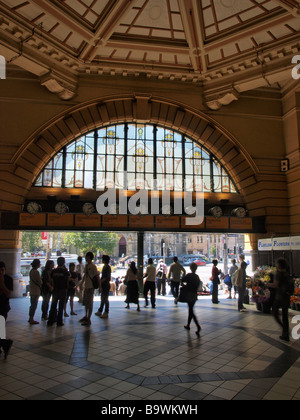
[178,285,189,303]
[88,273,100,289]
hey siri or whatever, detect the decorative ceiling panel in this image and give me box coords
[0,0,299,104]
[201,0,281,39]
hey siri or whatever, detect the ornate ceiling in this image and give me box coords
[0,0,299,108]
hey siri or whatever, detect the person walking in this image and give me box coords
[168,257,186,304]
[269,258,294,342]
[125,261,140,312]
[211,260,222,304]
[47,257,70,327]
[95,255,111,319]
[29,259,42,325]
[182,263,202,336]
[236,255,248,312]
[80,252,100,326]
[0,262,13,359]
[143,258,156,308]
[156,259,167,296]
[41,260,54,320]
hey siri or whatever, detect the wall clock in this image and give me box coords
[55,202,69,215]
[26,201,41,215]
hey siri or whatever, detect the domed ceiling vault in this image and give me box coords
[0,0,299,107]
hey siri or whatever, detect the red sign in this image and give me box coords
[41,232,48,241]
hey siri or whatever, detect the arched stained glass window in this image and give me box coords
[34,123,237,194]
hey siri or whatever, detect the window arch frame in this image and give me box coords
[34,122,238,194]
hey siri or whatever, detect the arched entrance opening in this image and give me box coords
[119,237,127,258]
[0,96,264,296]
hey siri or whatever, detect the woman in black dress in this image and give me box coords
[125,262,141,312]
[181,263,202,336]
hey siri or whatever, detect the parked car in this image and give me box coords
[193,259,207,266]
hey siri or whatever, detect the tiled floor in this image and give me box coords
[1,294,300,401]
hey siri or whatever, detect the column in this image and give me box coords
[137,231,144,295]
[244,234,259,273]
[0,230,23,298]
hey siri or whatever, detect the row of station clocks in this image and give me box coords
[26,201,95,216]
[26,201,248,219]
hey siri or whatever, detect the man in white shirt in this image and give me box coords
[143,259,157,308]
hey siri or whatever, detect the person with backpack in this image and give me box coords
[268,258,294,342]
[156,259,167,296]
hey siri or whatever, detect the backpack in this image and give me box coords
[231,269,239,286]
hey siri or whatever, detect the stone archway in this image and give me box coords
[1,94,261,296]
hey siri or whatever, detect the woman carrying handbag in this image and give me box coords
[178,263,202,336]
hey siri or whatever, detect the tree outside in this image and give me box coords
[64,232,119,256]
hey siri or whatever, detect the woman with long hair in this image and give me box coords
[125,261,140,312]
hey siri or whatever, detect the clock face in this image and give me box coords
[210,206,223,218]
[26,201,41,215]
[55,202,69,215]
[234,207,247,218]
[83,202,95,216]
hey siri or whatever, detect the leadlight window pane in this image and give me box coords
[128,140,136,155]
[127,156,136,173]
[106,172,115,189]
[54,153,63,170]
[214,176,222,192]
[128,124,137,139]
[85,155,94,171]
[65,171,74,188]
[53,170,62,187]
[33,123,238,195]
[84,172,93,189]
[96,172,105,190]
[203,176,211,192]
[75,171,84,188]
[106,155,115,171]
[222,176,230,193]
[186,158,193,175]
[66,153,75,171]
[43,169,52,187]
[157,158,165,174]
[116,156,124,173]
[203,161,211,177]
